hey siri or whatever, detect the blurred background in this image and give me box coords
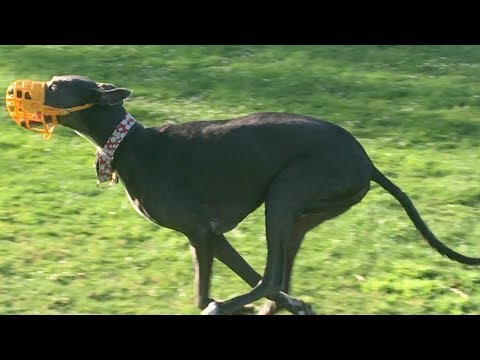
[0,45,479,314]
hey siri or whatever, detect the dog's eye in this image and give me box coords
[49,84,58,92]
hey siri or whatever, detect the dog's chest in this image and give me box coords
[119,176,196,232]
[123,187,157,225]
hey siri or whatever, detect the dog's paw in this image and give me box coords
[297,302,316,315]
[201,301,221,315]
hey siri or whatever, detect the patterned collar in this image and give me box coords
[96,113,137,188]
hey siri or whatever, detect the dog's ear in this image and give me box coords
[88,87,132,106]
[97,83,117,91]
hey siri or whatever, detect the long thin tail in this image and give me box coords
[371,166,480,265]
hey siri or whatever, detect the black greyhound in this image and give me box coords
[32,75,480,315]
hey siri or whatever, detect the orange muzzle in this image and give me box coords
[5,80,94,140]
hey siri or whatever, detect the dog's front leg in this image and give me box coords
[189,235,215,311]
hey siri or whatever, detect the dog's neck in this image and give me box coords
[69,106,130,149]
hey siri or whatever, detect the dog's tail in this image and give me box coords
[371,166,480,265]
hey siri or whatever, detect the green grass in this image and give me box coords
[0,45,479,314]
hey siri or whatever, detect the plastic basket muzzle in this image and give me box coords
[5,80,93,140]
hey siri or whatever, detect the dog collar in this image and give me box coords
[96,113,137,188]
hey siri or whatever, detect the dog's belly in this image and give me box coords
[120,172,264,237]
[202,200,264,234]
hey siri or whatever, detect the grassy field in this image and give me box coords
[0,45,479,314]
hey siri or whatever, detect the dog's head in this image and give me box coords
[6,75,131,138]
[45,75,131,110]
[46,75,132,134]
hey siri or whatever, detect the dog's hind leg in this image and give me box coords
[202,157,371,315]
[258,211,341,315]
[257,219,310,315]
